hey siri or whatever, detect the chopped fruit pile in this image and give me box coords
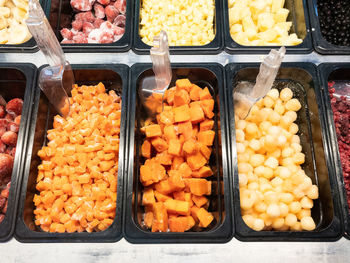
[33,83,121,233]
[235,87,319,231]
[0,98,23,224]
[328,81,350,210]
[60,0,126,43]
[140,79,216,232]
[228,0,302,46]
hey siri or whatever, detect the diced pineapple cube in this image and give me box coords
[229,7,241,26]
[274,8,289,23]
[271,0,285,13]
[258,28,278,42]
[245,26,258,40]
[274,22,292,36]
[257,13,275,31]
[228,0,236,8]
[286,33,302,45]
[240,7,251,20]
[233,31,249,45]
[230,23,243,35]
[242,16,255,32]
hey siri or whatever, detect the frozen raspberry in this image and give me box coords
[72,19,83,31]
[113,14,125,27]
[100,30,114,43]
[75,11,96,23]
[60,28,74,40]
[97,0,109,5]
[105,5,119,22]
[113,25,125,36]
[0,142,5,153]
[1,131,17,146]
[94,3,105,18]
[93,18,104,28]
[83,22,95,34]
[73,32,89,43]
[6,98,23,116]
[114,0,126,14]
[0,106,5,118]
[14,116,20,126]
[70,0,95,12]
[0,153,13,179]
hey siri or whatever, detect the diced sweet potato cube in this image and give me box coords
[152,202,168,232]
[164,198,190,215]
[168,170,185,191]
[189,84,202,101]
[159,110,174,125]
[174,89,190,107]
[200,99,215,119]
[192,125,199,138]
[200,119,214,131]
[164,125,177,141]
[173,105,190,123]
[177,121,193,141]
[190,206,200,222]
[178,162,192,178]
[145,124,162,138]
[141,140,152,159]
[188,178,212,196]
[168,216,195,232]
[198,130,215,146]
[173,191,186,201]
[192,195,208,207]
[168,139,182,156]
[190,104,205,124]
[183,139,198,155]
[155,179,175,195]
[155,151,173,165]
[172,156,184,170]
[176,79,192,92]
[199,87,212,100]
[165,87,176,105]
[187,151,207,170]
[142,188,156,206]
[140,160,166,186]
[144,206,154,228]
[196,208,214,228]
[199,143,212,160]
[154,191,172,202]
[151,137,168,152]
[184,192,193,206]
[193,166,213,178]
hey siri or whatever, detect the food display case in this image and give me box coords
[0,0,350,261]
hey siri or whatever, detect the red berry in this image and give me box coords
[6,98,23,116]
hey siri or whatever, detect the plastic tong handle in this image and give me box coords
[150,30,172,94]
[26,0,66,67]
[251,46,286,100]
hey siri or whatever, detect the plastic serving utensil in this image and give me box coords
[139,30,172,115]
[234,46,286,119]
[26,0,73,118]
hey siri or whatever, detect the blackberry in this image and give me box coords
[317,0,350,46]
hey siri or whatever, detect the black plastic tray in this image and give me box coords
[45,0,132,52]
[223,0,312,54]
[225,62,342,241]
[318,63,350,239]
[123,63,233,243]
[15,64,128,242]
[132,1,223,54]
[308,0,350,55]
[0,1,48,53]
[0,64,37,242]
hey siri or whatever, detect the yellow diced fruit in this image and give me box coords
[257,13,275,32]
[274,8,290,23]
[229,7,241,26]
[272,0,285,13]
[258,29,278,42]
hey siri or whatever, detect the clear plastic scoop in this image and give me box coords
[234,46,286,119]
[25,0,73,118]
[139,30,172,115]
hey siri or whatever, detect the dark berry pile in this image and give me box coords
[328,82,350,211]
[318,0,350,46]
